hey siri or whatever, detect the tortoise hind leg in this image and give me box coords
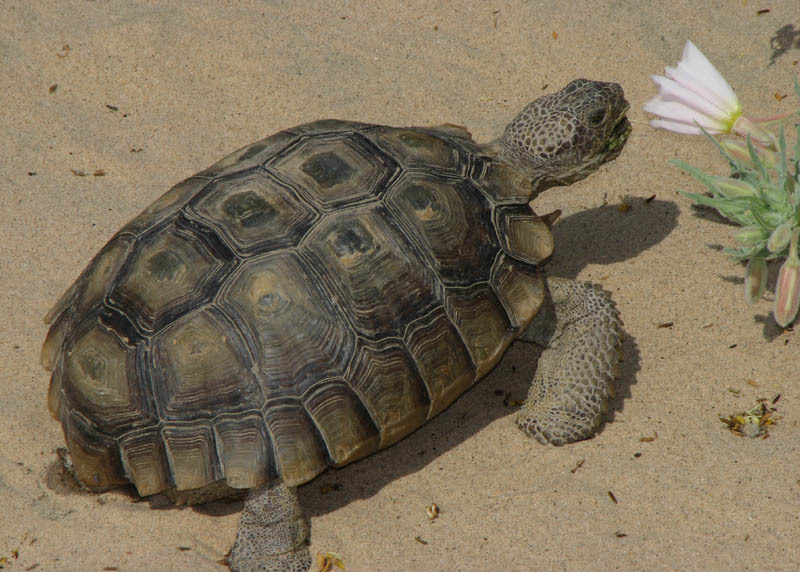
[516,277,622,446]
[228,481,312,572]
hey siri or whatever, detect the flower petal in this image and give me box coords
[649,75,732,121]
[644,98,731,131]
[667,41,740,115]
[649,119,705,135]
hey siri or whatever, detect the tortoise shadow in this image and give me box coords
[196,198,678,522]
[546,197,680,275]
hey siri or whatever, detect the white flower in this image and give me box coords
[645,41,774,146]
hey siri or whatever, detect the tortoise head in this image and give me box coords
[498,79,631,194]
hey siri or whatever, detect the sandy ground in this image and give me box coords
[2,2,800,571]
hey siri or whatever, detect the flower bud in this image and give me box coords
[767,222,794,254]
[759,209,786,228]
[745,257,767,305]
[760,186,788,209]
[735,226,767,247]
[708,175,758,199]
[718,139,778,169]
[731,116,778,150]
[773,228,800,327]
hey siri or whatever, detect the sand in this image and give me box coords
[2,1,799,570]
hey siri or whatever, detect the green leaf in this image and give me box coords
[794,118,800,169]
[794,74,800,105]
[760,183,789,210]
[793,123,800,205]
[697,125,740,169]
[712,176,759,199]
[679,191,758,226]
[671,159,723,195]
[746,134,769,181]
[777,124,789,187]
[736,226,768,246]
[750,206,785,229]
[724,245,764,261]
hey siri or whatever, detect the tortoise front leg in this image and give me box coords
[228,481,312,572]
[516,277,622,446]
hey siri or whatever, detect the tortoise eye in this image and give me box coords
[588,108,606,125]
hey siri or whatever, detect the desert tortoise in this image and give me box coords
[42,78,630,571]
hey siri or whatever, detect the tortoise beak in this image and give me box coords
[606,101,632,157]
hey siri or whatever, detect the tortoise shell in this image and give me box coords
[42,120,553,496]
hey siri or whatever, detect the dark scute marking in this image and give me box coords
[406,184,440,213]
[256,291,289,315]
[146,251,184,282]
[188,342,206,356]
[258,292,276,309]
[331,222,374,258]
[222,190,277,228]
[80,354,106,381]
[300,151,354,189]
